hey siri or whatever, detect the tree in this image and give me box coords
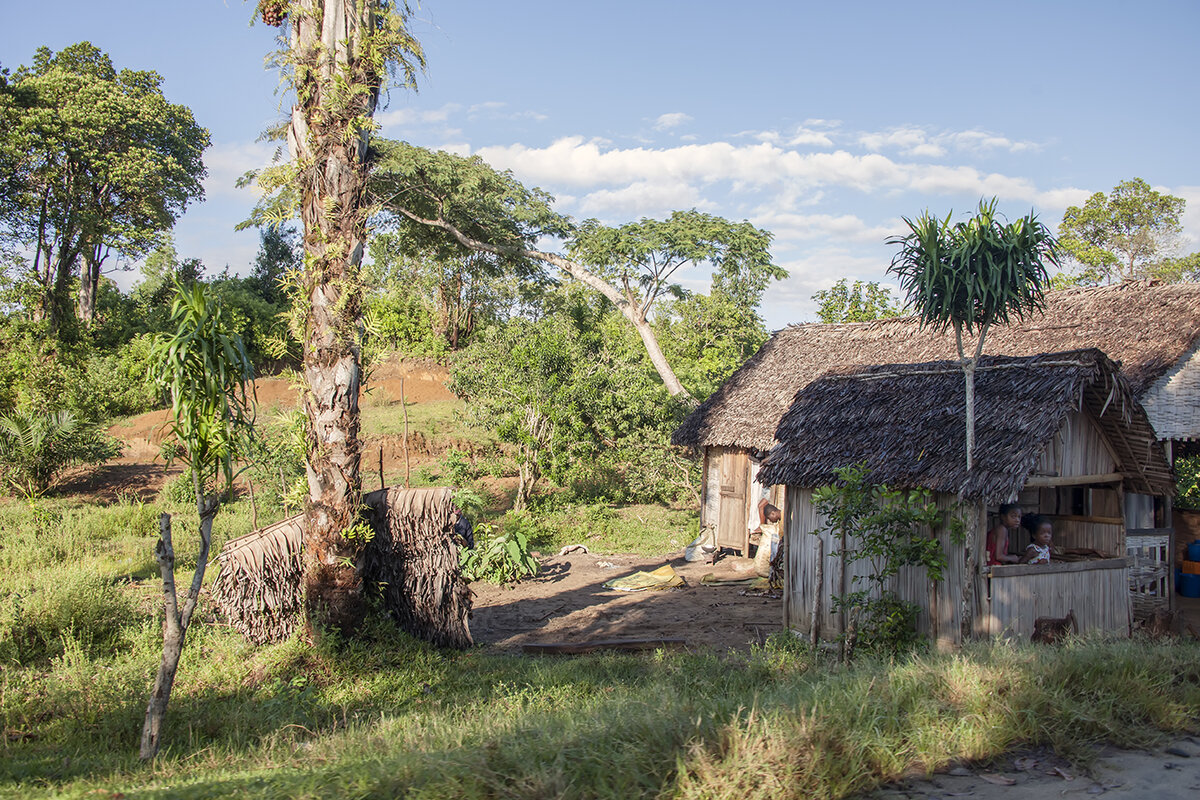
[811,278,902,323]
[265,1,424,636]
[887,198,1058,471]
[367,226,543,351]
[0,43,208,335]
[450,287,690,509]
[140,282,254,760]
[1058,178,1188,284]
[249,224,301,306]
[369,141,784,404]
[812,463,948,662]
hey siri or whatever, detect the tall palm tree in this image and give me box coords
[270,0,423,635]
[887,199,1059,472]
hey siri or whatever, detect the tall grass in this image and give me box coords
[1,497,1198,799]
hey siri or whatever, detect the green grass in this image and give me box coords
[2,482,1199,798]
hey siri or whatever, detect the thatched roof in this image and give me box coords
[673,280,1200,450]
[756,349,1173,502]
[212,487,472,648]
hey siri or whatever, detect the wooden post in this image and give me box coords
[810,536,823,647]
[378,445,385,491]
[837,526,848,663]
[401,376,410,488]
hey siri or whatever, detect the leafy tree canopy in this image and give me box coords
[368,139,783,401]
[1058,178,1190,284]
[811,279,902,323]
[0,42,208,334]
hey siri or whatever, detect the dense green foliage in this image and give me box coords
[449,288,705,510]
[811,278,903,323]
[0,42,208,338]
[0,408,121,497]
[458,522,540,583]
[1058,178,1196,285]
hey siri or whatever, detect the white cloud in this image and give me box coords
[577,180,714,220]
[201,140,279,200]
[1173,185,1200,250]
[376,103,462,129]
[787,125,835,148]
[859,126,1040,158]
[751,210,899,244]
[474,137,1073,218]
[652,112,692,131]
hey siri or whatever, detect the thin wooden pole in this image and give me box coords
[248,480,258,530]
[378,445,385,491]
[401,376,410,488]
[810,536,823,647]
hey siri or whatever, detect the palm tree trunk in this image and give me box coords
[289,0,379,637]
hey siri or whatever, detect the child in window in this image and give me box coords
[1019,514,1053,565]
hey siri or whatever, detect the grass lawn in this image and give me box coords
[2,492,1199,799]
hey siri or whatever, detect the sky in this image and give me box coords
[3,0,1199,329]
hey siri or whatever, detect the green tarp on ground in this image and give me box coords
[603,565,685,592]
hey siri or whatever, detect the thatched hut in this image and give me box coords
[757,349,1173,646]
[211,487,472,647]
[674,281,1200,605]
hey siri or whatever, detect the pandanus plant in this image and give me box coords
[887,199,1059,473]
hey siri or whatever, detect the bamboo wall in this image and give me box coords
[783,488,972,649]
[1033,410,1118,478]
[979,560,1131,639]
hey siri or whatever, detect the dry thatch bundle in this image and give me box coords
[361,487,473,649]
[757,349,1173,502]
[211,487,472,648]
[210,514,304,645]
[674,280,1200,450]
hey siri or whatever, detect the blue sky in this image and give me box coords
[3,0,1198,329]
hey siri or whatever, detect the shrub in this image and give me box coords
[0,409,123,497]
[459,523,540,583]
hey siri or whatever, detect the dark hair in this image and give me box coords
[998,502,1021,516]
[763,503,781,520]
[1021,513,1050,539]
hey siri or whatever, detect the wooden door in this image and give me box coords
[716,449,750,553]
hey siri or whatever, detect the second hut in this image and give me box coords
[757,349,1173,647]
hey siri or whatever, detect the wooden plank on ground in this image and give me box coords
[522,638,688,655]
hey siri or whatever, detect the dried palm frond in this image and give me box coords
[210,514,304,644]
[361,487,473,649]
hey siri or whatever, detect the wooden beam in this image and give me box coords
[990,557,1130,578]
[1046,514,1124,526]
[1024,473,1123,488]
[523,638,688,655]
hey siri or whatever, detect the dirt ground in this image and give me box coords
[468,550,782,654]
[866,738,1200,799]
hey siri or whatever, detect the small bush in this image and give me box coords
[459,523,540,583]
[0,408,123,497]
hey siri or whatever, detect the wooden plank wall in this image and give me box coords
[1034,410,1117,478]
[783,488,972,649]
[983,562,1131,639]
[701,446,721,530]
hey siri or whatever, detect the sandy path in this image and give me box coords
[870,738,1200,799]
